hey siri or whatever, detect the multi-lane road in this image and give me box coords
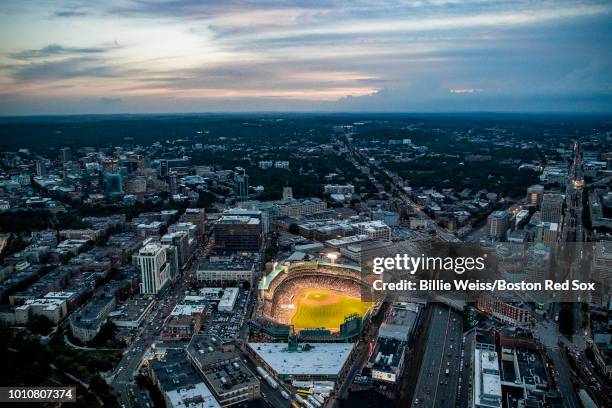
[110,278,189,407]
[412,304,463,408]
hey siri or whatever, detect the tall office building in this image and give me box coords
[161,231,189,271]
[214,215,261,252]
[282,186,293,200]
[224,208,268,234]
[104,172,123,196]
[525,184,544,207]
[169,172,178,195]
[134,240,171,294]
[541,193,564,224]
[486,211,510,240]
[234,167,249,202]
[60,147,72,162]
[35,160,46,177]
[159,159,169,178]
[535,222,560,244]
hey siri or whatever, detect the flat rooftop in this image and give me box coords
[474,349,502,408]
[217,216,259,225]
[370,337,405,370]
[110,296,154,321]
[171,296,208,316]
[248,342,353,376]
[197,260,254,271]
[187,335,259,395]
[326,234,370,248]
[379,303,420,341]
[165,383,220,408]
[150,349,203,393]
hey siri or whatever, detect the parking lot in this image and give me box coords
[203,288,252,342]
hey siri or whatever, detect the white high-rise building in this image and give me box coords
[134,240,171,294]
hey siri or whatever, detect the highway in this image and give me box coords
[412,304,463,408]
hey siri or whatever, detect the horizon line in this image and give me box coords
[1,110,612,119]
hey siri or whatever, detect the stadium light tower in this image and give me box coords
[327,252,338,264]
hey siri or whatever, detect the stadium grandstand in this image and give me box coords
[254,261,378,341]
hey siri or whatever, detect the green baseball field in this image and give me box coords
[290,287,373,331]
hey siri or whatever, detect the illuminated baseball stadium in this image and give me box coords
[255,261,377,339]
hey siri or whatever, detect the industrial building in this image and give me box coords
[247,341,354,381]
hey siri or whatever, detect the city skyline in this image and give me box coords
[1,0,612,115]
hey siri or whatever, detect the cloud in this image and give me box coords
[54,10,88,18]
[11,57,125,81]
[99,97,122,105]
[9,44,109,61]
[0,1,611,113]
[449,88,483,94]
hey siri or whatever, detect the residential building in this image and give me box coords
[486,211,510,240]
[541,193,564,224]
[70,295,116,342]
[525,184,544,207]
[134,240,171,294]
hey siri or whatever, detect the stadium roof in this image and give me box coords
[248,342,353,376]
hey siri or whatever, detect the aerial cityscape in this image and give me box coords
[0,113,610,408]
[1,1,611,408]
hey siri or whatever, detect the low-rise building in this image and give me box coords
[218,288,239,312]
[109,296,155,328]
[149,349,221,408]
[354,221,391,241]
[472,338,502,408]
[196,260,255,285]
[15,297,68,324]
[162,295,209,340]
[368,337,406,384]
[378,302,421,342]
[187,335,260,407]
[70,295,116,343]
[248,341,354,382]
[477,297,531,326]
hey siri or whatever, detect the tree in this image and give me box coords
[288,223,300,235]
[89,321,118,347]
[89,374,110,395]
[26,314,55,336]
[0,234,28,261]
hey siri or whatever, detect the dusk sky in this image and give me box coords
[1,0,611,115]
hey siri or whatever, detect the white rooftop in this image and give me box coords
[171,296,208,316]
[165,382,220,408]
[248,343,354,376]
[44,291,76,299]
[219,288,239,308]
[474,349,502,408]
